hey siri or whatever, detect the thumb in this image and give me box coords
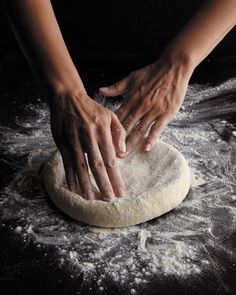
[99,77,128,97]
[111,114,127,157]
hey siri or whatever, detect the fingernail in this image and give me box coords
[145,143,151,151]
[116,187,126,197]
[99,87,107,92]
[119,141,126,154]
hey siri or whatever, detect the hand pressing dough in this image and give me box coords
[43,141,190,228]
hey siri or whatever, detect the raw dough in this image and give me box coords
[43,140,190,228]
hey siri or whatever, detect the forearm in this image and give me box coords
[2,0,84,96]
[162,0,236,71]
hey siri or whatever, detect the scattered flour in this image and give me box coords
[0,78,236,293]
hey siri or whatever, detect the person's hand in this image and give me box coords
[99,57,193,155]
[49,88,127,201]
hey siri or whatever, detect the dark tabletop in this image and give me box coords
[0,55,236,295]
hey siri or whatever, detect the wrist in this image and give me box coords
[46,80,88,111]
[46,73,87,100]
[159,45,197,78]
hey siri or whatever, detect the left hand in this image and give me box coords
[99,57,193,156]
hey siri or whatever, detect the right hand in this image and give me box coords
[48,87,127,201]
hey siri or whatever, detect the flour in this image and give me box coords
[43,141,190,227]
[0,78,236,294]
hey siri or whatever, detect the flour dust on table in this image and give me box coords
[0,78,236,294]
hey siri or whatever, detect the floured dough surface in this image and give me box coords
[43,140,190,228]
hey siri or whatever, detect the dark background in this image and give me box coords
[0,2,236,295]
[0,0,236,61]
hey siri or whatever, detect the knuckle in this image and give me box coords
[77,161,87,170]
[94,117,110,131]
[123,118,132,130]
[91,159,104,171]
[105,158,117,169]
[112,125,126,137]
[93,115,104,127]
[135,123,146,133]
[112,126,121,136]
[70,91,84,100]
[124,122,130,130]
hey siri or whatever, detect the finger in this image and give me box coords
[99,131,126,198]
[111,113,127,156]
[144,113,170,152]
[115,94,137,122]
[126,112,155,154]
[72,138,96,201]
[121,99,150,137]
[99,77,129,97]
[60,147,81,194]
[64,117,96,200]
[86,141,115,201]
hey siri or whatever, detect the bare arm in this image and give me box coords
[100,0,236,153]
[2,0,81,94]
[165,0,236,69]
[2,0,126,200]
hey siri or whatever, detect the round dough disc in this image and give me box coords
[43,140,190,228]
